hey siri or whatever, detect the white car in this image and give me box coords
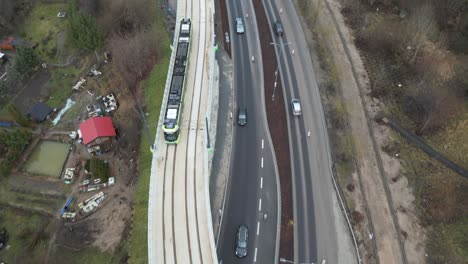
[291,99,302,116]
[236,18,245,34]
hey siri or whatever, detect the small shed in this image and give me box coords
[27,102,53,122]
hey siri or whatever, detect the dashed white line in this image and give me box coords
[260,177,263,189]
[258,198,262,211]
[261,139,264,149]
[254,247,258,262]
[261,157,264,168]
[257,221,260,236]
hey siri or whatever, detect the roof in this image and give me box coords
[79,117,116,145]
[28,102,52,122]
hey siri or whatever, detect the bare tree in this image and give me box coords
[109,27,162,87]
[402,4,439,64]
[404,74,461,134]
[97,0,156,36]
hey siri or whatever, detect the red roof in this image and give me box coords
[79,117,116,145]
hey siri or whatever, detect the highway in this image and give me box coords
[216,0,279,263]
[263,0,339,263]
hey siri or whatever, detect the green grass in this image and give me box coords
[128,15,171,264]
[20,3,68,62]
[0,205,49,262]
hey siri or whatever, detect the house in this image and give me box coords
[78,117,116,153]
[27,102,53,122]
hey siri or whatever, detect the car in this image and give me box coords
[274,21,284,36]
[238,108,247,126]
[235,225,249,258]
[291,99,302,116]
[236,18,245,34]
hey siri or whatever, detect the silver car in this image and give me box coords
[236,18,245,34]
[291,99,302,116]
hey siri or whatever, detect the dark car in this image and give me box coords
[235,225,249,258]
[238,108,247,126]
[274,21,284,36]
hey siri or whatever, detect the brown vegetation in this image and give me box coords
[339,0,468,262]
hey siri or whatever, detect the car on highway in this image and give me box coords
[291,99,302,116]
[274,21,284,36]
[235,225,249,258]
[235,18,245,34]
[238,108,247,126]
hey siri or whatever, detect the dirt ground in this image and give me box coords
[301,0,427,263]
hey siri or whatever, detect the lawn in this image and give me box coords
[20,3,68,62]
[0,205,49,262]
[128,17,171,264]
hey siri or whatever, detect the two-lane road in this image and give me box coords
[217,0,279,263]
[263,0,339,263]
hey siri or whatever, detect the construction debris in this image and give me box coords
[78,192,106,213]
[72,78,86,90]
[102,93,118,113]
[63,168,75,184]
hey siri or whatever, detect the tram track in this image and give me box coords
[153,0,214,262]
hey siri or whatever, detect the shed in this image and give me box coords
[79,116,116,146]
[27,102,53,122]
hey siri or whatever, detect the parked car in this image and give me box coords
[274,21,284,36]
[291,99,302,116]
[236,18,245,34]
[235,225,249,258]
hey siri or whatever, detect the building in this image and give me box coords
[78,117,116,153]
[27,102,53,122]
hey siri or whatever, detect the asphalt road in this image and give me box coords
[216,0,279,263]
[262,0,339,263]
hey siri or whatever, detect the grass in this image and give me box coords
[0,205,49,262]
[20,3,68,62]
[128,13,171,264]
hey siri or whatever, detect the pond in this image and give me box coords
[23,141,71,177]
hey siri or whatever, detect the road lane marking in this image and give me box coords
[259,198,262,211]
[254,247,258,262]
[260,177,263,189]
[261,139,264,149]
[257,221,260,236]
[261,157,264,168]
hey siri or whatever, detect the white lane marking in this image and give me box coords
[260,177,263,189]
[258,198,262,211]
[254,247,258,262]
[261,139,264,149]
[257,221,260,236]
[261,157,264,168]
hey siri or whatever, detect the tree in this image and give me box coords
[97,0,156,36]
[68,0,104,50]
[402,4,440,64]
[6,103,29,126]
[109,28,160,86]
[14,46,39,74]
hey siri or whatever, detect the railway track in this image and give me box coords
[151,0,215,263]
